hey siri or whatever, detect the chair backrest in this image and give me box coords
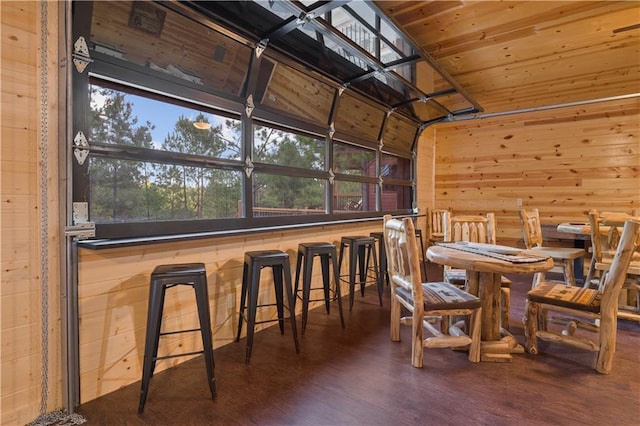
[519,208,544,248]
[383,215,423,306]
[443,212,496,244]
[598,218,640,311]
[427,208,449,243]
[589,210,639,278]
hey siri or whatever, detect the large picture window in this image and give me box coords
[74,1,416,239]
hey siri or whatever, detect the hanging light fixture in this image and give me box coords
[193,120,211,130]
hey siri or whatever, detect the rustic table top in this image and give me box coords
[427,244,554,275]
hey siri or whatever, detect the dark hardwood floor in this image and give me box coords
[77,264,640,425]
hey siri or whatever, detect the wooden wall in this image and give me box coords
[77,223,370,401]
[2,0,637,419]
[431,97,640,248]
[1,2,62,424]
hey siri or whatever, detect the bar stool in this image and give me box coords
[236,250,300,363]
[369,232,390,287]
[294,242,345,334]
[138,263,216,414]
[337,236,382,310]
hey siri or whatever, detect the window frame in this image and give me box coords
[72,1,416,240]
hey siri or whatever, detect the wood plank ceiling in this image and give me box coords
[377,1,640,115]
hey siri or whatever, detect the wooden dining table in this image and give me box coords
[427,243,554,362]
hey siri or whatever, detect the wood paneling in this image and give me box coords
[1,2,62,424]
[431,97,640,248]
[2,1,638,420]
[76,222,386,402]
[75,269,640,425]
[378,1,640,115]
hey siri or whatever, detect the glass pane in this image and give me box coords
[381,184,412,211]
[262,62,334,126]
[253,126,326,170]
[382,115,417,152]
[333,181,377,212]
[91,1,252,96]
[89,158,242,222]
[254,0,295,19]
[333,142,376,176]
[322,37,368,71]
[412,99,448,122]
[381,154,411,180]
[380,19,413,57]
[253,173,326,216]
[333,7,375,57]
[90,84,242,160]
[334,93,385,143]
[380,40,401,63]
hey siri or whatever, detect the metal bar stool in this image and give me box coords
[236,250,300,363]
[138,263,216,414]
[337,236,382,310]
[294,242,345,334]
[369,232,390,287]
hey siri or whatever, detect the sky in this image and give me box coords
[91,88,235,149]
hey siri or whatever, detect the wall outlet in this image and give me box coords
[516,198,523,207]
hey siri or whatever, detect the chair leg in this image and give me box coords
[467,308,482,363]
[273,265,285,334]
[193,279,217,400]
[390,290,401,342]
[320,254,331,314]
[349,243,358,310]
[367,243,383,306]
[411,306,424,368]
[563,259,576,286]
[357,244,367,296]
[330,252,345,329]
[138,284,166,414]
[524,301,539,354]
[282,260,300,354]
[301,256,313,334]
[596,308,617,374]
[500,287,510,331]
[293,251,304,311]
[244,263,261,364]
[532,272,544,288]
[236,262,249,342]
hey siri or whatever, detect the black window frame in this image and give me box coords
[72,1,416,240]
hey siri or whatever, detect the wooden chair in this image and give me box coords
[519,208,585,287]
[586,210,640,322]
[383,215,482,368]
[427,208,449,246]
[524,217,640,374]
[442,212,512,329]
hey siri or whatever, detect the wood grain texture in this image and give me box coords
[76,222,385,402]
[379,1,640,114]
[75,264,640,425]
[1,2,63,424]
[431,97,640,248]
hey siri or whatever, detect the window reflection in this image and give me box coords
[89,158,242,223]
[333,142,376,176]
[253,174,326,216]
[90,84,242,160]
[253,126,326,170]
